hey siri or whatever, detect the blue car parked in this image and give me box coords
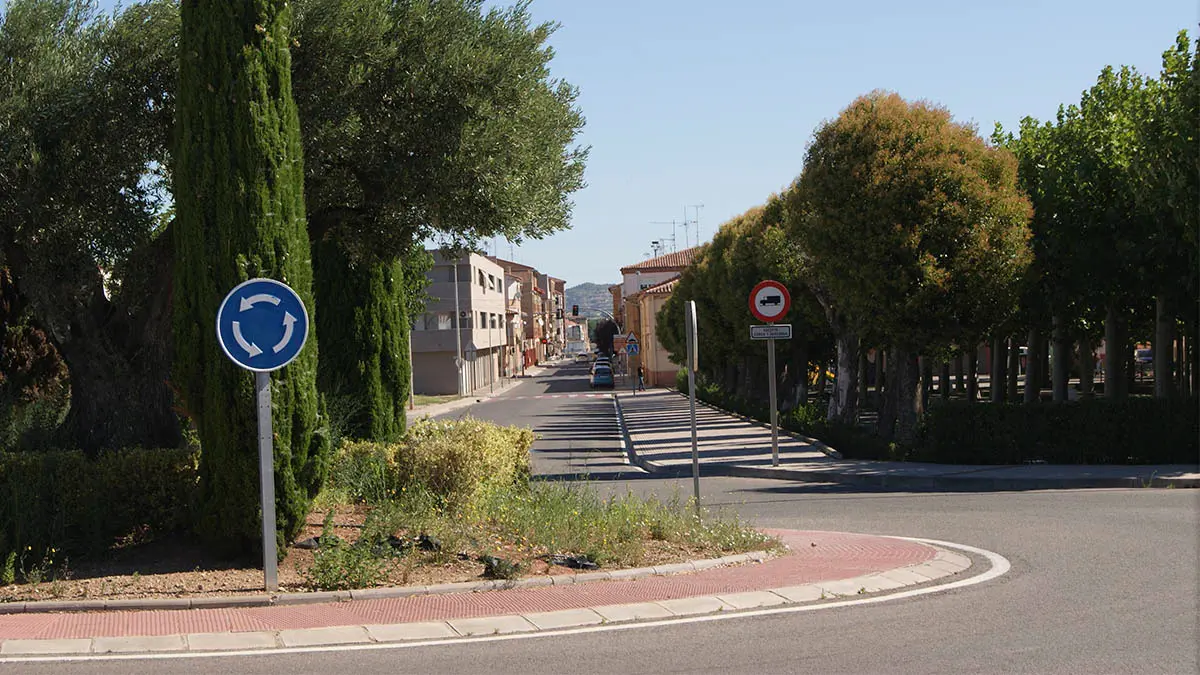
[590,364,614,389]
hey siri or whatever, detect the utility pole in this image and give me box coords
[452,255,464,396]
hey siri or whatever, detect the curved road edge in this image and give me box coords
[0,537,1012,663]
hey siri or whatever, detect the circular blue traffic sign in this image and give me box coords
[216,278,310,372]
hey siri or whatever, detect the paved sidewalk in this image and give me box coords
[404,360,563,423]
[0,530,973,656]
[616,389,1200,490]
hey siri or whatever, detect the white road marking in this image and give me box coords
[0,539,1010,664]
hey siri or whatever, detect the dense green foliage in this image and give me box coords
[292,0,587,440]
[313,240,411,442]
[0,0,180,451]
[919,398,1198,465]
[0,448,197,563]
[657,200,833,409]
[173,0,328,552]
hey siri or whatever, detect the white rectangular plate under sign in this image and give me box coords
[750,324,792,340]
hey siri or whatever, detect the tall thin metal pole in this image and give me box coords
[685,301,700,516]
[768,338,779,466]
[408,324,415,410]
[453,257,464,396]
[255,371,278,592]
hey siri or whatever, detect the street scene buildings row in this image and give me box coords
[410,250,586,396]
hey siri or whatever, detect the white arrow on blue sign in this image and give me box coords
[216,278,310,372]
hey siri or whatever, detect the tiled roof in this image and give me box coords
[640,277,679,295]
[620,246,702,273]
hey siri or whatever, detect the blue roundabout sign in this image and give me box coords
[216,278,309,372]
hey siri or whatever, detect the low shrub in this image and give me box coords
[918,396,1199,465]
[396,418,533,507]
[304,510,391,591]
[0,448,197,562]
[328,418,534,508]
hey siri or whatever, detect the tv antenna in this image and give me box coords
[685,204,704,246]
[649,220,679,252]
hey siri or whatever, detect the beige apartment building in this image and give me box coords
[411,250,508,396]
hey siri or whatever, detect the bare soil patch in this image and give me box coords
[0,504,745,604]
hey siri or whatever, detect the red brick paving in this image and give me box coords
[0,530,932,640]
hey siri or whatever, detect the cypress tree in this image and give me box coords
[313,238,409,441]
[173,0,329,553]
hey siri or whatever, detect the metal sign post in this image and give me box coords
[216,278,310,593]
[766,338,779,466]
[254,371,278,590]
[684,301,700,515]
[625,332,640,394]
[749,282,792,469]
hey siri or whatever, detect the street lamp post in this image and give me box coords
[452,257,464,396]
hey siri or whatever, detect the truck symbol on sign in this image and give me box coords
[759,295,782,307]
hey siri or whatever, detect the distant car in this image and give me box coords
[590,365,614,389]
[759,294,782,306]
[574,352,592,363]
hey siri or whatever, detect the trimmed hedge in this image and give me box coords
[329,418,534,507]
[0,448,198,561]
[918,397,1199,465]
[676,369,1197,465]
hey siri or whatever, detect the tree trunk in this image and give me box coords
[878,348,899,441]
[940,361,951,400]
[174,0,329,553]
[919,356,933,412]
[1192,312,1199,396]
[1154,294,1174,399]
[1176,333,1186,395]
[1051,315,1069,402]
[857,350,869,411]
[990,336,1007,403]
[965,347,979,402]
[1025,327,1042,403]
[1006,337,1020,401]
[1078,334,1095,398]
[953,352,964,392]
[8,238,180,454]
[826,330,858,424]
[893,349,921,446]
[877,347,886,396]
[794,339,809,406]
[1104,304,1125,400]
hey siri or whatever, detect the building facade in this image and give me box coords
[613,247,702,386]
[411,250,508,396]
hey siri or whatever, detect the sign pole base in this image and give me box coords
[256,371,278,592]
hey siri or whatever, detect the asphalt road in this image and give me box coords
[15,363,1199,674]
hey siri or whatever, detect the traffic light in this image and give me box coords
[572,304,579,316]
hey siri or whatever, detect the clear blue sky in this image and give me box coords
[97,0,1197,287]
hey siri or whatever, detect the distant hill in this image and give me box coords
[565,282,616,318]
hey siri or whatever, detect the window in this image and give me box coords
[478,269,486,288]
[488,274,496,290]
[490,313,498,329]
[480,311,487,328]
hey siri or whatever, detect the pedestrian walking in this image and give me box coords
[637,365,646,391]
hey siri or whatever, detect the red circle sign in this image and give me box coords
[749,280,791,323]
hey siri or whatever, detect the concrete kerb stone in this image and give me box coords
[8,549,774,616]
[0,540,990,655]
